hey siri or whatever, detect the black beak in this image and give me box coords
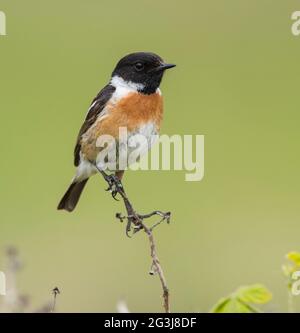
[153,63,176,72]
[160,63,176,70]
[157,64,176,71]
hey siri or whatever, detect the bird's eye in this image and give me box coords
[134,62,144,71]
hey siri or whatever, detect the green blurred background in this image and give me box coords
[0,0,300,312]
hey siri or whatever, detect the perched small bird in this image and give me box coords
[58,52,175,212]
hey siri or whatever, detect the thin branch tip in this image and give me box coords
[100,170,171,313]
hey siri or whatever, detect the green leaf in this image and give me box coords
[210,284,272,313]
[287,252,300,266]
[211,297,258,313]
[210,297,231,313]
[220,298,252,313]
[236,284,272,304]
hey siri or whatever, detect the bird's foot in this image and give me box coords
[104,174,123,200]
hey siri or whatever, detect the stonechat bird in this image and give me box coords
[58,52,175,212]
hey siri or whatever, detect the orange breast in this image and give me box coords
[81,92,163,162]
[102,91,163,137]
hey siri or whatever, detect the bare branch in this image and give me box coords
[102,171,171,313]
[142,223,170,313]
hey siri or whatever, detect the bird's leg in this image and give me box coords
[95,167,139,235]
[96,169,123,200]
[108,171,125,199]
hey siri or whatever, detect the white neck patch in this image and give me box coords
[109,75,162,104]
[109,76,145,104]
[110,76,145,92]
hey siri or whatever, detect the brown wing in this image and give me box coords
[74,84,116,166]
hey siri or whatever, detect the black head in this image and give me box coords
[111,52,176,94]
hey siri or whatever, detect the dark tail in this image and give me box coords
[57,179,88,212]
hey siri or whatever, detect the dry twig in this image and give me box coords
[100,171,171,313]
[51,287,60,313]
